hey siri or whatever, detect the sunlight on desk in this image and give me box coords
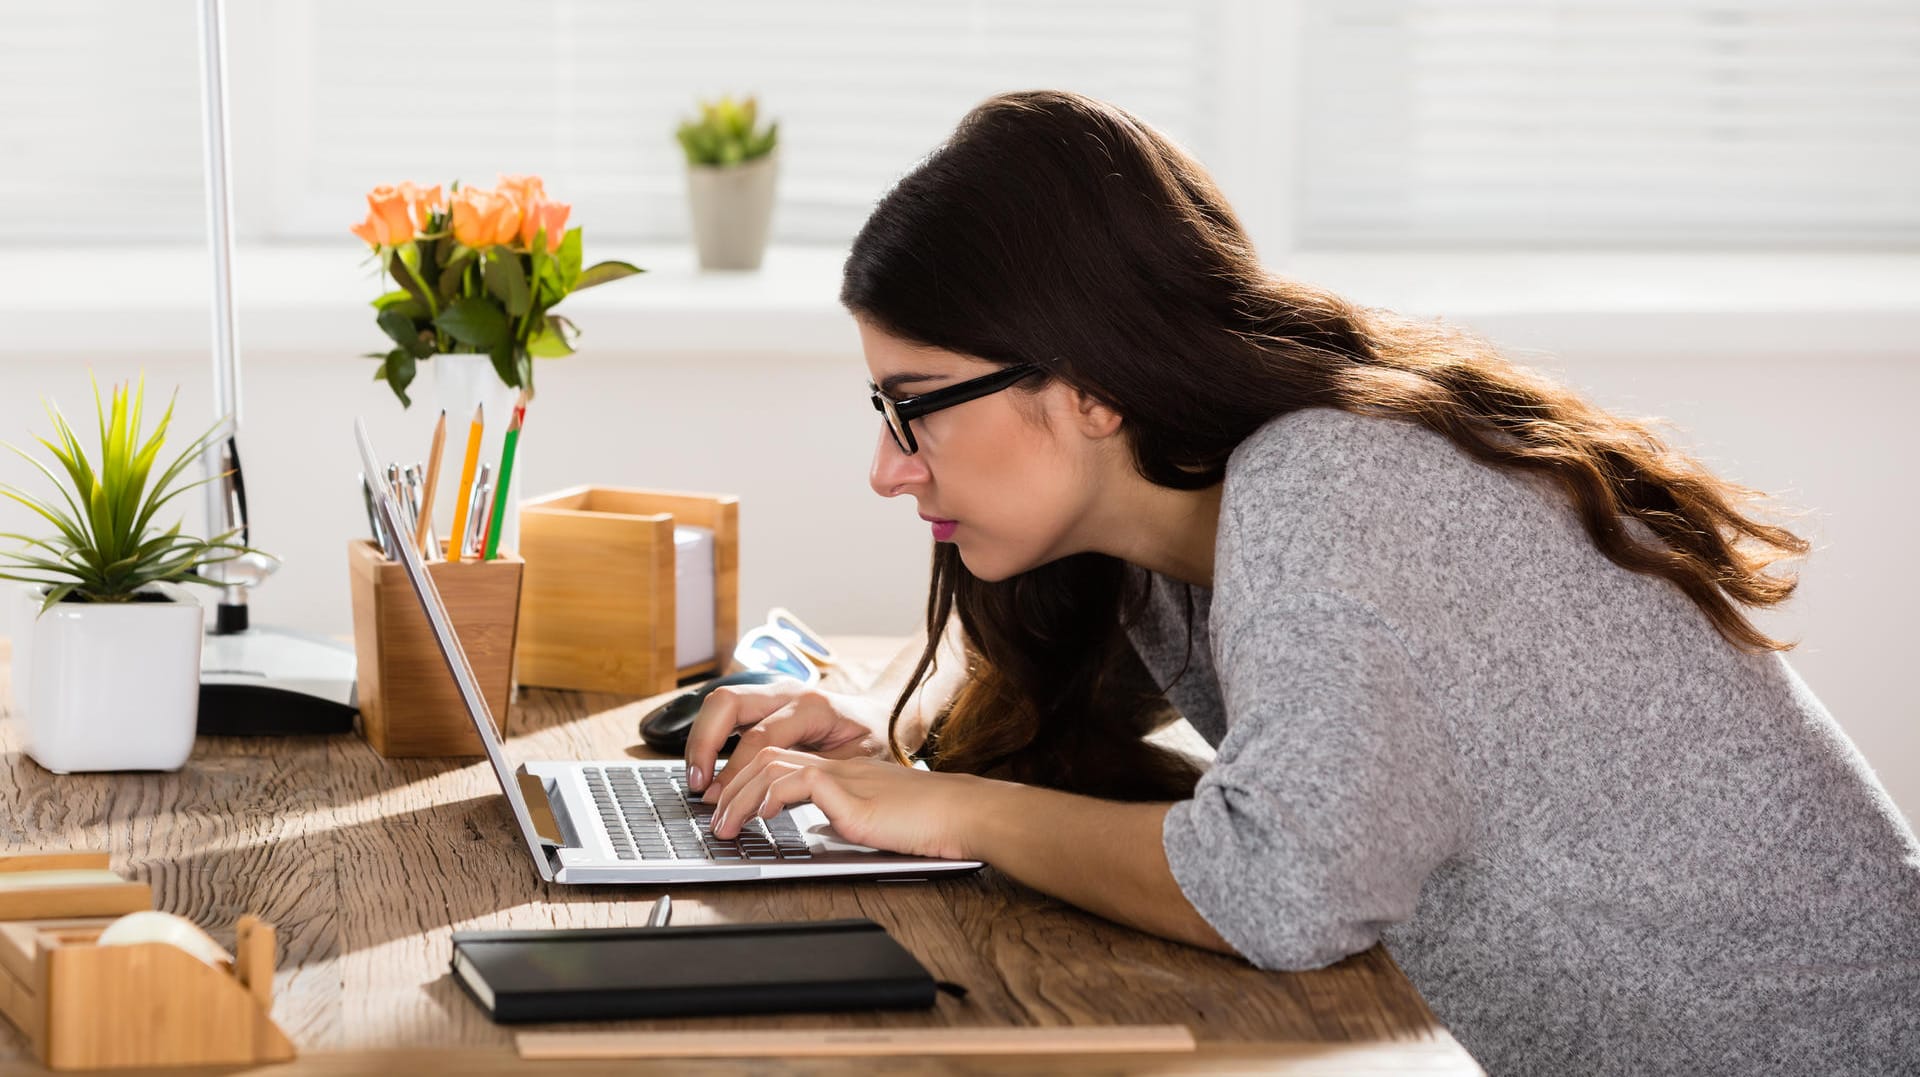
[0,638,1478,1074]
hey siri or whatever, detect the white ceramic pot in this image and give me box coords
[7,583,39,721]
[430,352,523,556]
[686,149,778,270]
[23,582,204,773]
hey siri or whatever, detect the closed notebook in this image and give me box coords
[449,917,938,1023]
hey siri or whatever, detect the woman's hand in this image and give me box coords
[683,681,897,799]
[708,749,984,861]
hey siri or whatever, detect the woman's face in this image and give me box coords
[859,319,1112,582]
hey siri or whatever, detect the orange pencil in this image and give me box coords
[415,409,447,557]
[446,403,484,563]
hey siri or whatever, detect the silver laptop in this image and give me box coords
[355,419,983,885]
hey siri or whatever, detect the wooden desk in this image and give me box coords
[0,637,1478,1074]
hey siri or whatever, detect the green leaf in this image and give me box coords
[38,583,78,614]
[748,121,779,159]
[0,484,88,553]
[371,290,428,321]
[573,260,644,292]
[383,349,417,407]
[532,253,567,308]
[483,253,532,318]
[555,228,583,292]
[488,340,520,389]
[436,296,510,351]
[3,438,89,539]
[377,308,434,359]
[438,248,477,303]
[388,250,431,311]
[525,316,574,358]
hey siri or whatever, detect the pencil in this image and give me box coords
[446,404,484,563]
[415,409,447,558]
[483,389,529,560]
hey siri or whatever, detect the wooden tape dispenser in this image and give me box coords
[0,852,294,1070]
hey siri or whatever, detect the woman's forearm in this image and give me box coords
[959,779,1236,957]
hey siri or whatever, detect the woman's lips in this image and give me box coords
[919,514,958,542]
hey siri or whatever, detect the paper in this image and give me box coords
[674,526,716,666]
[0,869,126,892]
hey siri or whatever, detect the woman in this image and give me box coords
[683,90,1920,1073]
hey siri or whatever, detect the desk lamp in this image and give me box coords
[192,0,357,734]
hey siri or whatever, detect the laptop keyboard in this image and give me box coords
[582,764,813,862]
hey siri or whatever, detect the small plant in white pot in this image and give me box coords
[1,378,260,773]
[676,94,780,270]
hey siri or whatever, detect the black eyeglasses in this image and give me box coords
[869,363,1043,455]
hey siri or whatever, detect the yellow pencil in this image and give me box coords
[415,409,448,558]
[446,404,484,562]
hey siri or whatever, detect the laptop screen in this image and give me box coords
[353,418,555,881]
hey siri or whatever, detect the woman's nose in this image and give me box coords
[869,424,930,498]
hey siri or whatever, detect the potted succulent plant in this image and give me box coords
[676,95,780,270]
[1,378,261,773]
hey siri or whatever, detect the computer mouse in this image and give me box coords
[637,669,791,756]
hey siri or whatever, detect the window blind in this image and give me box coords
[9,1,1914,251]
[269,0,1219,244]
[0,0,207,243]
[1297,0,1920,249]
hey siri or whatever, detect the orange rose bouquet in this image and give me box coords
[350,175,641,406]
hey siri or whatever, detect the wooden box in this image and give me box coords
[0,852,294,1071]
[347,539,523,757]
[517,486,739,696]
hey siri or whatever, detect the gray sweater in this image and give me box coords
[1139,408,1920,1075]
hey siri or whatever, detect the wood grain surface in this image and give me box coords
[0,636,1480,1075]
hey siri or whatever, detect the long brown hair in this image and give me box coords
[839,90,1808,801]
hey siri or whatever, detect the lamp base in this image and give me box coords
[199,625,357,735]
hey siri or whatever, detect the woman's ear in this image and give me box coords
[1066,386,1125,441]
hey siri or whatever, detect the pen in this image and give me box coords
[417,408,447,558]
[360,473,394,558]
[464,463,493,560]
[646,894,672,928]
[483,389,528,560]
[384,463,409,552]
[403,464,424,545]
[447,403,483,563]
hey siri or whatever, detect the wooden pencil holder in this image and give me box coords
[516,485,739,697]
[347,538,524,757]
[0,852,295,1071]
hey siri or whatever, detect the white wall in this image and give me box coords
[0,261,1914,829]
[1535,346,1920,829]
[0,344,932,647]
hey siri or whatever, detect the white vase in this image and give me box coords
[8,583,39,721]
[686,149,778,270]
[429,353,523,556]
[23,582,204,773]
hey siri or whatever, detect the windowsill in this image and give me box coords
[2,244,1916,360]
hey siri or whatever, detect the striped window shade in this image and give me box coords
[265,0,1221,244]
[1296,0,1920,249]
[0,0,208,244]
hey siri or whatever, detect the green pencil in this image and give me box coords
[483,389,528,560]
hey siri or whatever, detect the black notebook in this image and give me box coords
[449,918,938,1024]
